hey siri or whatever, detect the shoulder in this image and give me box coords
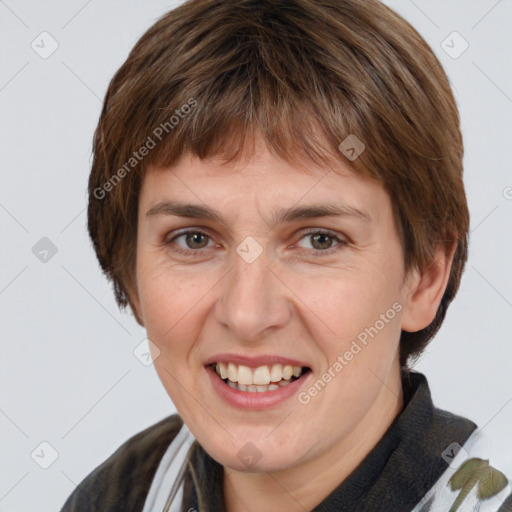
[59,413,183,512]
[412,428,512,512]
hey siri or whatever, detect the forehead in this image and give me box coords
[144,149,383,197]
[139,157,393,242]
[139,139,391,228]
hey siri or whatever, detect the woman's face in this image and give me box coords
[133,135,417,473]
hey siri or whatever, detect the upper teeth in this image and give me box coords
[215,362,303,385]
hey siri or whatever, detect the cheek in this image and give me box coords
[137,241,203,318]
[137,262,207,355]
[138,270,208,405]
[289,266,398,337]
[290,269,403,400]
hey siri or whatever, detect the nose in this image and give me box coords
[213,241,292,343]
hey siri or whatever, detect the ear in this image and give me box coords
[401,239,457,333]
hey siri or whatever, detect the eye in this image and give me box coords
[295,229,347,255]
[165,229,217,255]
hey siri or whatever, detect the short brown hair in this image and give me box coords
[87,0,469,369]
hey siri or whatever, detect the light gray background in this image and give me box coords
[1,1,511,510]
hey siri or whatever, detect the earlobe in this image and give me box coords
[401,241,456,333]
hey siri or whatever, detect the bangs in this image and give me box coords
[102,0,390,182]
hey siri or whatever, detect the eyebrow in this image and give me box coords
[145,200,372,225]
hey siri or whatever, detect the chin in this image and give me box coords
[201,433,307,474]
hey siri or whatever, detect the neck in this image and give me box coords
[223,362,404,512]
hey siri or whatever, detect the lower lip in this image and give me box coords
[206,364,312,410]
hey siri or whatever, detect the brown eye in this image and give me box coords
[182,232,209,249]
[296,229,347,256]
[166,229,215,255]
[310,233,334,250]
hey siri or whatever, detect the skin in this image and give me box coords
[130,132,455,511]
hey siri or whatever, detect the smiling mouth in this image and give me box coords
[209,362,312,393]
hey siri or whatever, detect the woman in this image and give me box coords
[61,0,512,510]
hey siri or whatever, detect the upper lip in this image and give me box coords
[204,353,311,369]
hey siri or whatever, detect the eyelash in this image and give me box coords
[164,228,348,257]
